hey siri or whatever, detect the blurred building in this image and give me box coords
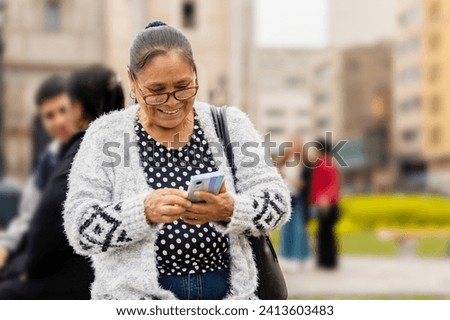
[393,0,426,191]
[310,43,394,193]
[3,0,105,180]
[142,0,254,110]
[309,49,344,139]
[329,0,398,48]
[249,49,314,143]
[2,0,254,181]
[250,43,393,193]
[423,0,450,195]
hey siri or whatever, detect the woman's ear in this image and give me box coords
[127,68,136,95]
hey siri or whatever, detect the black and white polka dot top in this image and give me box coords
[135,110,230,276]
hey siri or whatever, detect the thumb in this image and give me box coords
[219,181,227,193]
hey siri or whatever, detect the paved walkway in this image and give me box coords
[282,256,450,297]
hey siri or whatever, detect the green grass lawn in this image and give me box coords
[338,231,397,255]
[270,229,450,257]
[269,194,450,257]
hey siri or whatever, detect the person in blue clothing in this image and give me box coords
[278,136,310,270]
[0,75,77,274]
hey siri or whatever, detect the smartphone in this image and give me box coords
[187,171,225,203]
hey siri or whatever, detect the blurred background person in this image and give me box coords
[310,139,341,270]
[0,64,124,299]
[299,139,316,228]
[278,136,310,271]
[0,75,75,276]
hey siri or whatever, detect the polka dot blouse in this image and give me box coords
[135,110,231,276]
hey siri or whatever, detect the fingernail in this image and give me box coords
[186,201,192,207]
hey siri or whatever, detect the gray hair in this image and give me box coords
[129,22,197,77]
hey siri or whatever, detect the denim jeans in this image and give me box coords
[158,268,230,300]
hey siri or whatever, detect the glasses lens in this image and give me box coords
[174,87,197,100]
[145,94,168,105]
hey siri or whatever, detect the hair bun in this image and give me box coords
[145,21,167,29]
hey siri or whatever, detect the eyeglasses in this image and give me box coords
[130,72,199,106]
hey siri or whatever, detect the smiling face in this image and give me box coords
[128,50,197,132]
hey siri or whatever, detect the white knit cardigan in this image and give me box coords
[63,101,291,300]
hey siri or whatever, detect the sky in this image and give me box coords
[255,0,329,48]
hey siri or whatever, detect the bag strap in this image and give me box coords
[210,105,279,257]
[210,106,238,188]
[210,106,280,254]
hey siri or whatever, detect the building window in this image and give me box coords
[398,36,421,54]
[297,109,309,117]
[346,59,360,72]
[45,0,61,31]
[428,1,441,21]
[398,67,421,84]
[429,33,441,51]
[430,95,441,113]
[315,63,333,79]
[430,126,441,146]
[402,129,419,143]
[266,108,285,118]
[316,118,329,129]
[182,1,196,29]
[399,4,422,27]
[267,127,284,135]
[285,76,304,88]
[428,64,440,83]
[315,92,330,105]
[399,96,421,113]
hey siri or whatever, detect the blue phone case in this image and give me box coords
[187,171,225,203]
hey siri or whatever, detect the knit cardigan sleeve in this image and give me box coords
[213,106,291,237]
[63,122,153,256]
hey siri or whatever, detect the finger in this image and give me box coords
[185,205,211,216]
[219,181,226,193]
[160,195,192,208]
[160,188,189,198]
[193,191,217,203]
[159,205,187,216]
[157,215,181,224]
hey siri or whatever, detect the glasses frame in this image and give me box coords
[130,71,199,106]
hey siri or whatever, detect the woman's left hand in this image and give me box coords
[182,182,234,225]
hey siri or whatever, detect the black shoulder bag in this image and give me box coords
[210,105,288,300]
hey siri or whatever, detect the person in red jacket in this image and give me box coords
[310,139,340,269]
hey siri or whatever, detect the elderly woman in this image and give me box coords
[63,21,290,300]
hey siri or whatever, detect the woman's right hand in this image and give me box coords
[144,188,192,224]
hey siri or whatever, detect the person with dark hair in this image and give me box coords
[0,75,76,277]
[310,138,341,269]
[67,64,125,125]
[0,64,124,299]
[63,22,290,300]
